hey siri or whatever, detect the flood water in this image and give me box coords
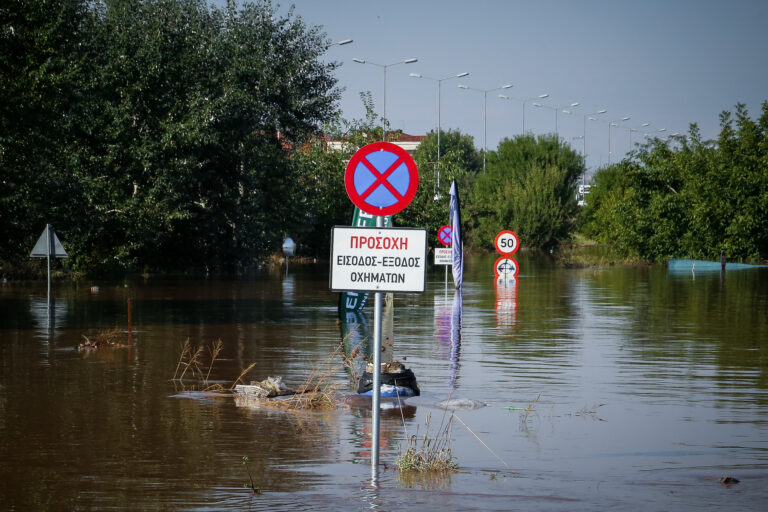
[1,253,767,510]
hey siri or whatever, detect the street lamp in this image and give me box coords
[458,83,513,172]
[410,71,470,199]
[533,101,580,135]
[582,109,607,168]
[353,57,418,140]
[497,93,549,135]
[608,115,631,164]
[629,122,650,148]
[522,94,549,134]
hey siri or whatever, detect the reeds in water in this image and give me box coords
[396,412,458,473]
[172,338,251,392]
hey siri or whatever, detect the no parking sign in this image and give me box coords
[437,225,452,246]
[345,142,419,217]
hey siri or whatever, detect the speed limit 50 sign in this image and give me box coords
[494,230,520,255]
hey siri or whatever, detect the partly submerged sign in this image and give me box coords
[30,224,68,258]
[330,226,427,293]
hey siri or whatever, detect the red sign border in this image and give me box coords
[437,225,452,247]
[494,230,520,255]
[345,142,419,216]
[494,256,519,279]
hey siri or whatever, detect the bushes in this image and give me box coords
[469,134,584,250]
[581,102,768,263]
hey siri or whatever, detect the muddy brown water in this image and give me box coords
[1,253,767,510]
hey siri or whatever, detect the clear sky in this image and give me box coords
[262,0,768,173]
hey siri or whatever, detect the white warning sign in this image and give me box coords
[330,226,427,293]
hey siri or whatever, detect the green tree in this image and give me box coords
[1,0,341,274]
[288,94,375,256]
[0,0,93,269]
[581,102,768,262]
[469,134,584,250]
[396,129,480,240]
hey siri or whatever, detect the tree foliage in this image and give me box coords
[468,134,584,250]
[1,0,340,274]
[290,92,387,256]
[396,129,481,241]
[580,103,768,263]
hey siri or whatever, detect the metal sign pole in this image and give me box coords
[46,224,53,328]
[370,215,383,481]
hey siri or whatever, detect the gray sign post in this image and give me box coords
[30,224,68,324]
[339,141,421,484]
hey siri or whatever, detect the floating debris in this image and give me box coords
[78,328,125,350]
[234,377,295,399]
[720,475,740,485]
[436,398,487,410]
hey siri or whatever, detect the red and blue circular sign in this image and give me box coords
[494,256,519,279]
[345,142,419,216]
[437,225,452,246]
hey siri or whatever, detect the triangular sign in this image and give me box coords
[30,224,68,258]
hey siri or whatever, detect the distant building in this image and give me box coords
[326,132,426,155]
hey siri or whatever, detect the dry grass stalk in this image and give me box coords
[396,412,458,473]
[173,339,192,380]
[205,338,224,385]
[264,342,348,411]
[173,339,256,392]
[179,343,204,381]
[229,362,258,390]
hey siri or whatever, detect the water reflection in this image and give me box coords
[1,258,767,510]
[494,275,518,328]
[433,290,463,390]
[341,310,371,384]
[281,274,295,307]
[449,290,462,390]
[29,297,68,339]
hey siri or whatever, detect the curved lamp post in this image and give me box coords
[410,71,470,199]
[607,115,631,164]
[533,101,580,136]
[582,109,607,169]
[498,93,550,135]
[458,83,513,172]
[353,57,418,140]
[629,122,650,148]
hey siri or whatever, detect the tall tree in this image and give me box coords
[0,0,93,267]
[1,0,341,274]
[396,129,480,241]
[469,134,584,250]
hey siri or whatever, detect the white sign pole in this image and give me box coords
[371,215,383,482]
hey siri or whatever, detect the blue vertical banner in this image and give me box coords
[449,180,463,289]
